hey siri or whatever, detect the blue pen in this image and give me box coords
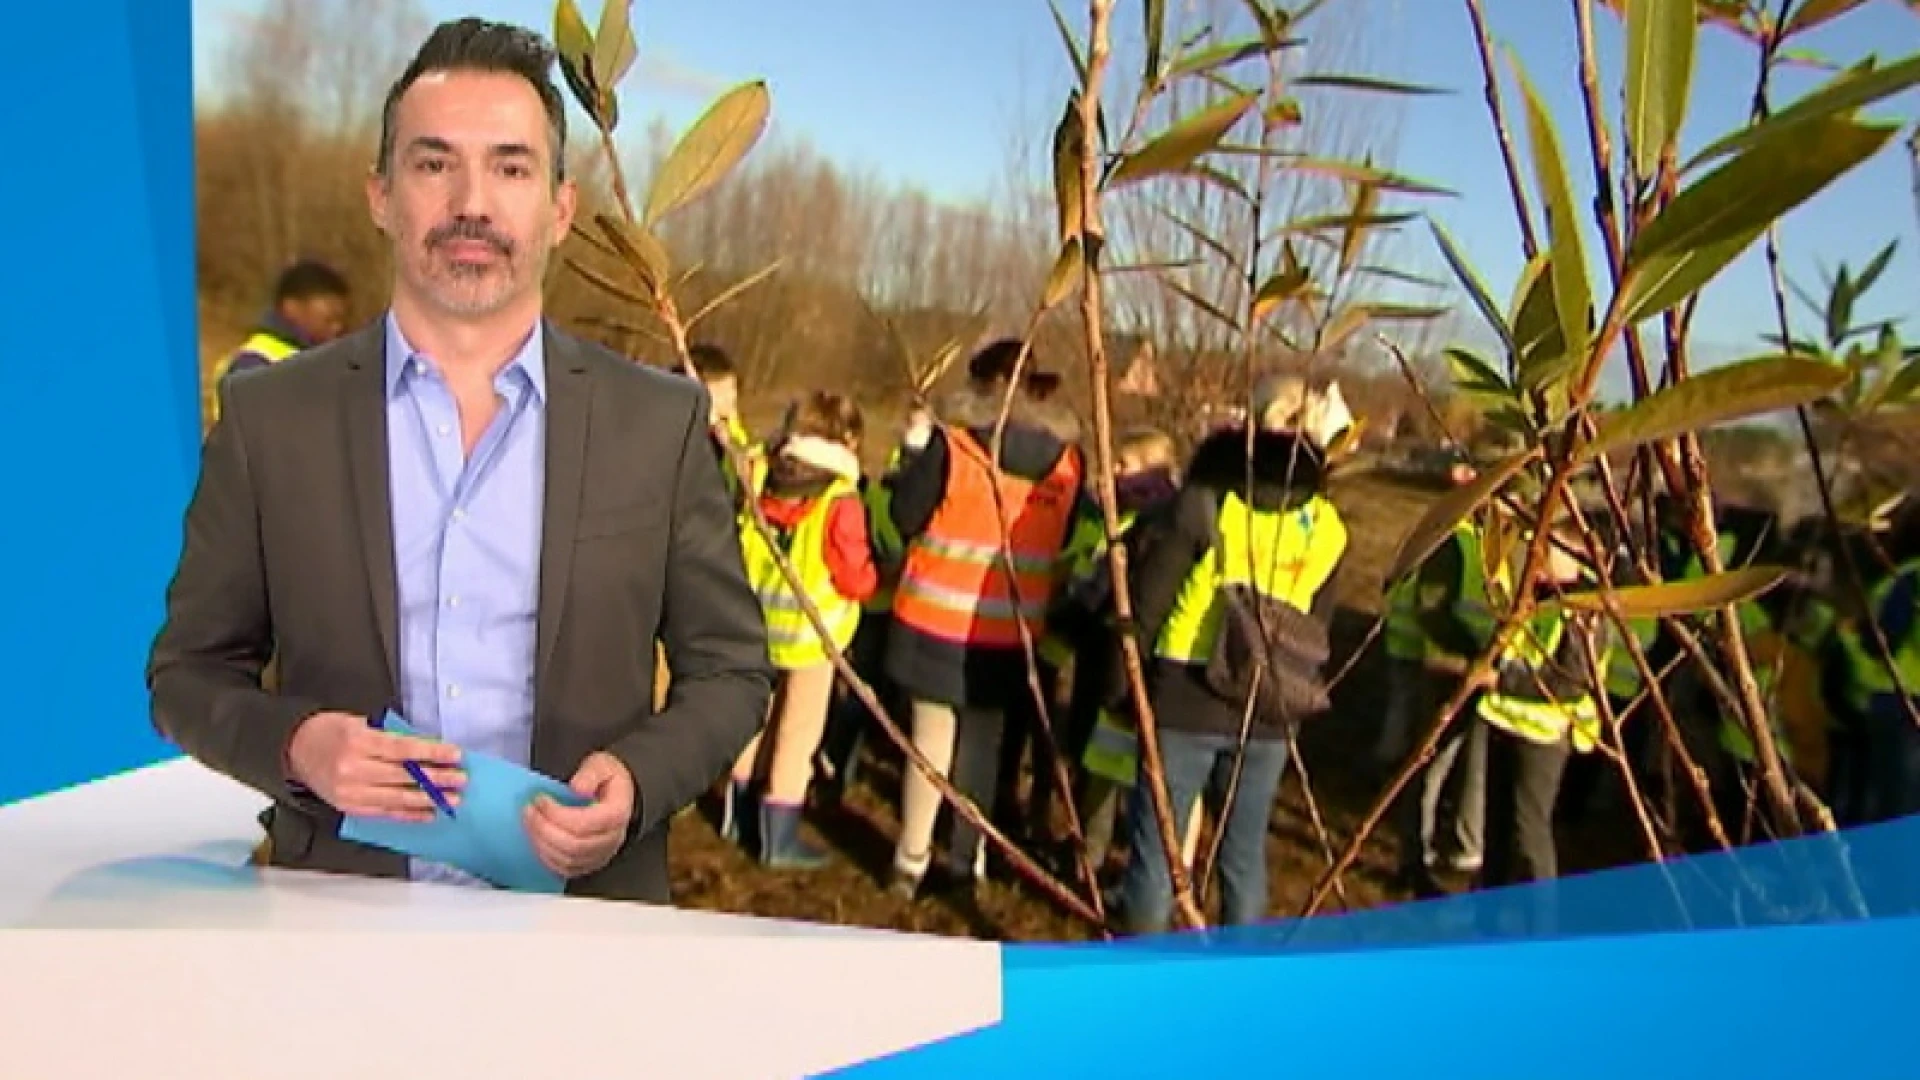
[372,713,458,820]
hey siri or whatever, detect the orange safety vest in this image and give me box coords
[892,429,1082,648]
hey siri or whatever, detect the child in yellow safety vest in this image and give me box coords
[723,391,879,869]
[1116,413,1348,933]
[1475,536,1611,894]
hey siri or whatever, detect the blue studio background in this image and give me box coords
[2,4,1916,1079]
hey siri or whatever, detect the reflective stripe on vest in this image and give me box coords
[208,331,301,426]
[1475,614,1603,752]
[1154,493,1346,665]
[216,331,300,382]
[1081,709,1138,785]
[892,429,1082,648]
[740,479,862,669]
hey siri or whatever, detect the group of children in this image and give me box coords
[679,340,1358,932]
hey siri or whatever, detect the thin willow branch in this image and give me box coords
[1078,0,1206,932]
[586,117,1107,931]
[1462,0,1539,259]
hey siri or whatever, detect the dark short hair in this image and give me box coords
[274,260,349,303]
[683,343,738,382]
[376,18,569,184]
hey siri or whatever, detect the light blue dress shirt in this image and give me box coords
[383,312,546,887]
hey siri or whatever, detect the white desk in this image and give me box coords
[0,760,1001,1079]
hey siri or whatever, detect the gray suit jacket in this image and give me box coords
[147,319,773,904]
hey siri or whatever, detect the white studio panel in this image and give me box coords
[0,760,1002,1079]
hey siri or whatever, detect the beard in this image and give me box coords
[404,216,548,318]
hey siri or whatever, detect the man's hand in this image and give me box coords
[285,711,465,822]
[524,752,635,880]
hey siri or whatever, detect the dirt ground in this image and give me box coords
[663,470,1656,941]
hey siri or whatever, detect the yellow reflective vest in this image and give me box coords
[1154,493,1346,665]
[207,330,301,426]
[1475,611,1604,752]
[739,477,861,670]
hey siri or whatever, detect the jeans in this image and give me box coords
[1119,730,1290,933]
[1390,679,1485,878]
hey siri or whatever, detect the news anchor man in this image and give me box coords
[146,19,773,904]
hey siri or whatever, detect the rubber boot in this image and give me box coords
[759,801,830,870]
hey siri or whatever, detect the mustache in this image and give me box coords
[426,219,514,255]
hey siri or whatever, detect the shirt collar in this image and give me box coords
[383,310,548,403]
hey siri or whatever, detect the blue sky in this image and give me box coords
[194,0,1919,366]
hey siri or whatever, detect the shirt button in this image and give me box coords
[451,507,467,522]
[446,684,461,699]
[438,424,452,437]
[447,595,462,608]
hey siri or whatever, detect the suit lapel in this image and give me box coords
[536,324,591,703]
[341,324,400,691]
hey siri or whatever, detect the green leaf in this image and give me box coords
[592,213,670,294]
[1054,92,1087,242]
[1237,154,1457,196]
[1511,53,1594,377]
[1292,73,1446,95]
[1853,238,1900,298]
[1511,253,1568,386]
[1878,354,1920,407]
[1623,113,1897,324]
[1684,53,1920,170]
[1576,354,1851,461]
[1106,93,1258,191]
[1621,225,1766,325]
[1388,449,1538,581]
[1166,37,1299,83]
[1251,247,1312,327]
[1042,237,1084,310]
[1827,264,1857,348]
[686,260,783,328]
[1447,347,1510,392]
[1154,204,1245,274]
[1624,0,1697,179]
[1236,0,1291,47]
[1430,218,1516,360]
[1049,0,1088,86]
[644,81,772,225]
[1144,0,1167,87]
[1183,163,1252,203]
[592,0,638,91]
[1353,302,1450,321]
[1559,566,1788,618]
[1352,264,1445,289]
[1275,210,1419,234]
[554,0,594,71]
[1159,275,1242,334]
[564,254,651,307]
[553,0,600,121]
[1782,0,1874,37]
